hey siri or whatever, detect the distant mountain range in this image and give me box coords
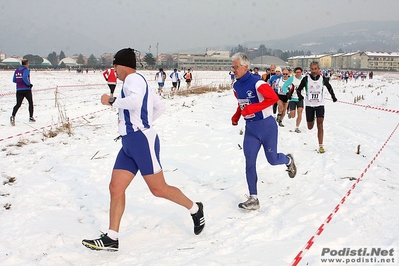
[192,20,399,55]
[2,20,399,58]
[241,20,399,54]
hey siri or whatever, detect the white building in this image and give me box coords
[177,50,231,70]
[58,57,78,67]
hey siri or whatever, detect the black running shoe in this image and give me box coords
[29,117,36,122]
[191,202,205,235]
[82,233,118,251]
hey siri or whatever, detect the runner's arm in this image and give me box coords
[296,76,307,101]
[152,91,166,120]
[241,83,278,116]
[22,70,31,87]
[323,77,337,102]
[282,76,293,94]
[231,90,241,125]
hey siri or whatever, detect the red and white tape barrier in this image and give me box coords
[327,98,399,114]
[291,122,399,266]
[0,83,104,98]
[0,108,110,143]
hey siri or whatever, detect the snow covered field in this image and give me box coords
[0,70,398,265]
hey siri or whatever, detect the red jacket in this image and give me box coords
[103,68,117,84]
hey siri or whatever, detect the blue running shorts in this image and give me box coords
[114,128,162,176]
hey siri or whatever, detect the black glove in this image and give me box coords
[286,92,292,100]
[298,94,304,101]
[29,84,33,88]
[332,95,337,102]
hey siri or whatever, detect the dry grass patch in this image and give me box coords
[42,98,73,139]
[16,139,29,147]
[175,84,231,96]
[3,177,16,185]
[42,120,73,139]
[42,93,74,139]
[5,138,29,151]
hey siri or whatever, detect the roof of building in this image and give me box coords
[332,53,345,57]
[342,52,361,57]
[1,57,53,67]
[363,51,399,57]
[287,54,330,60]
[58,57,78,66]
[1,57,21,64]
[41,58,52,66]
[251,55,289,68]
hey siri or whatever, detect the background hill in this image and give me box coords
[1,20,399,57]
[242,20,399,53]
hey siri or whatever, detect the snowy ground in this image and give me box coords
[0,70,398,266]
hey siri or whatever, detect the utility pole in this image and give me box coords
[260,45,264,68]
[261,48,263,67]
[156,42,159,67]
[148,45,151,54]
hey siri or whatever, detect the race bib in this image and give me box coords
[309,90,321,102]
[237,99,255,118]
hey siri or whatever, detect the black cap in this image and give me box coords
[113,48,136,69]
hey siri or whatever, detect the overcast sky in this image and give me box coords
[1,0,399,57]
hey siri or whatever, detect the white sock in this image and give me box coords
[107,229,119,240]
[250,195,258,199]
[189,202,199,214]
[286,155,292,165]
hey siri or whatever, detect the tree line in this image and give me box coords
[230,44,313,62]
[23,44,339,69]
[23,51,109,69]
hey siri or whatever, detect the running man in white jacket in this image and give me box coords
[82,48,205,252]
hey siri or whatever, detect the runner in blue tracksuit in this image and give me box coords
[11,58,35,125]
[230,53,297,211]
